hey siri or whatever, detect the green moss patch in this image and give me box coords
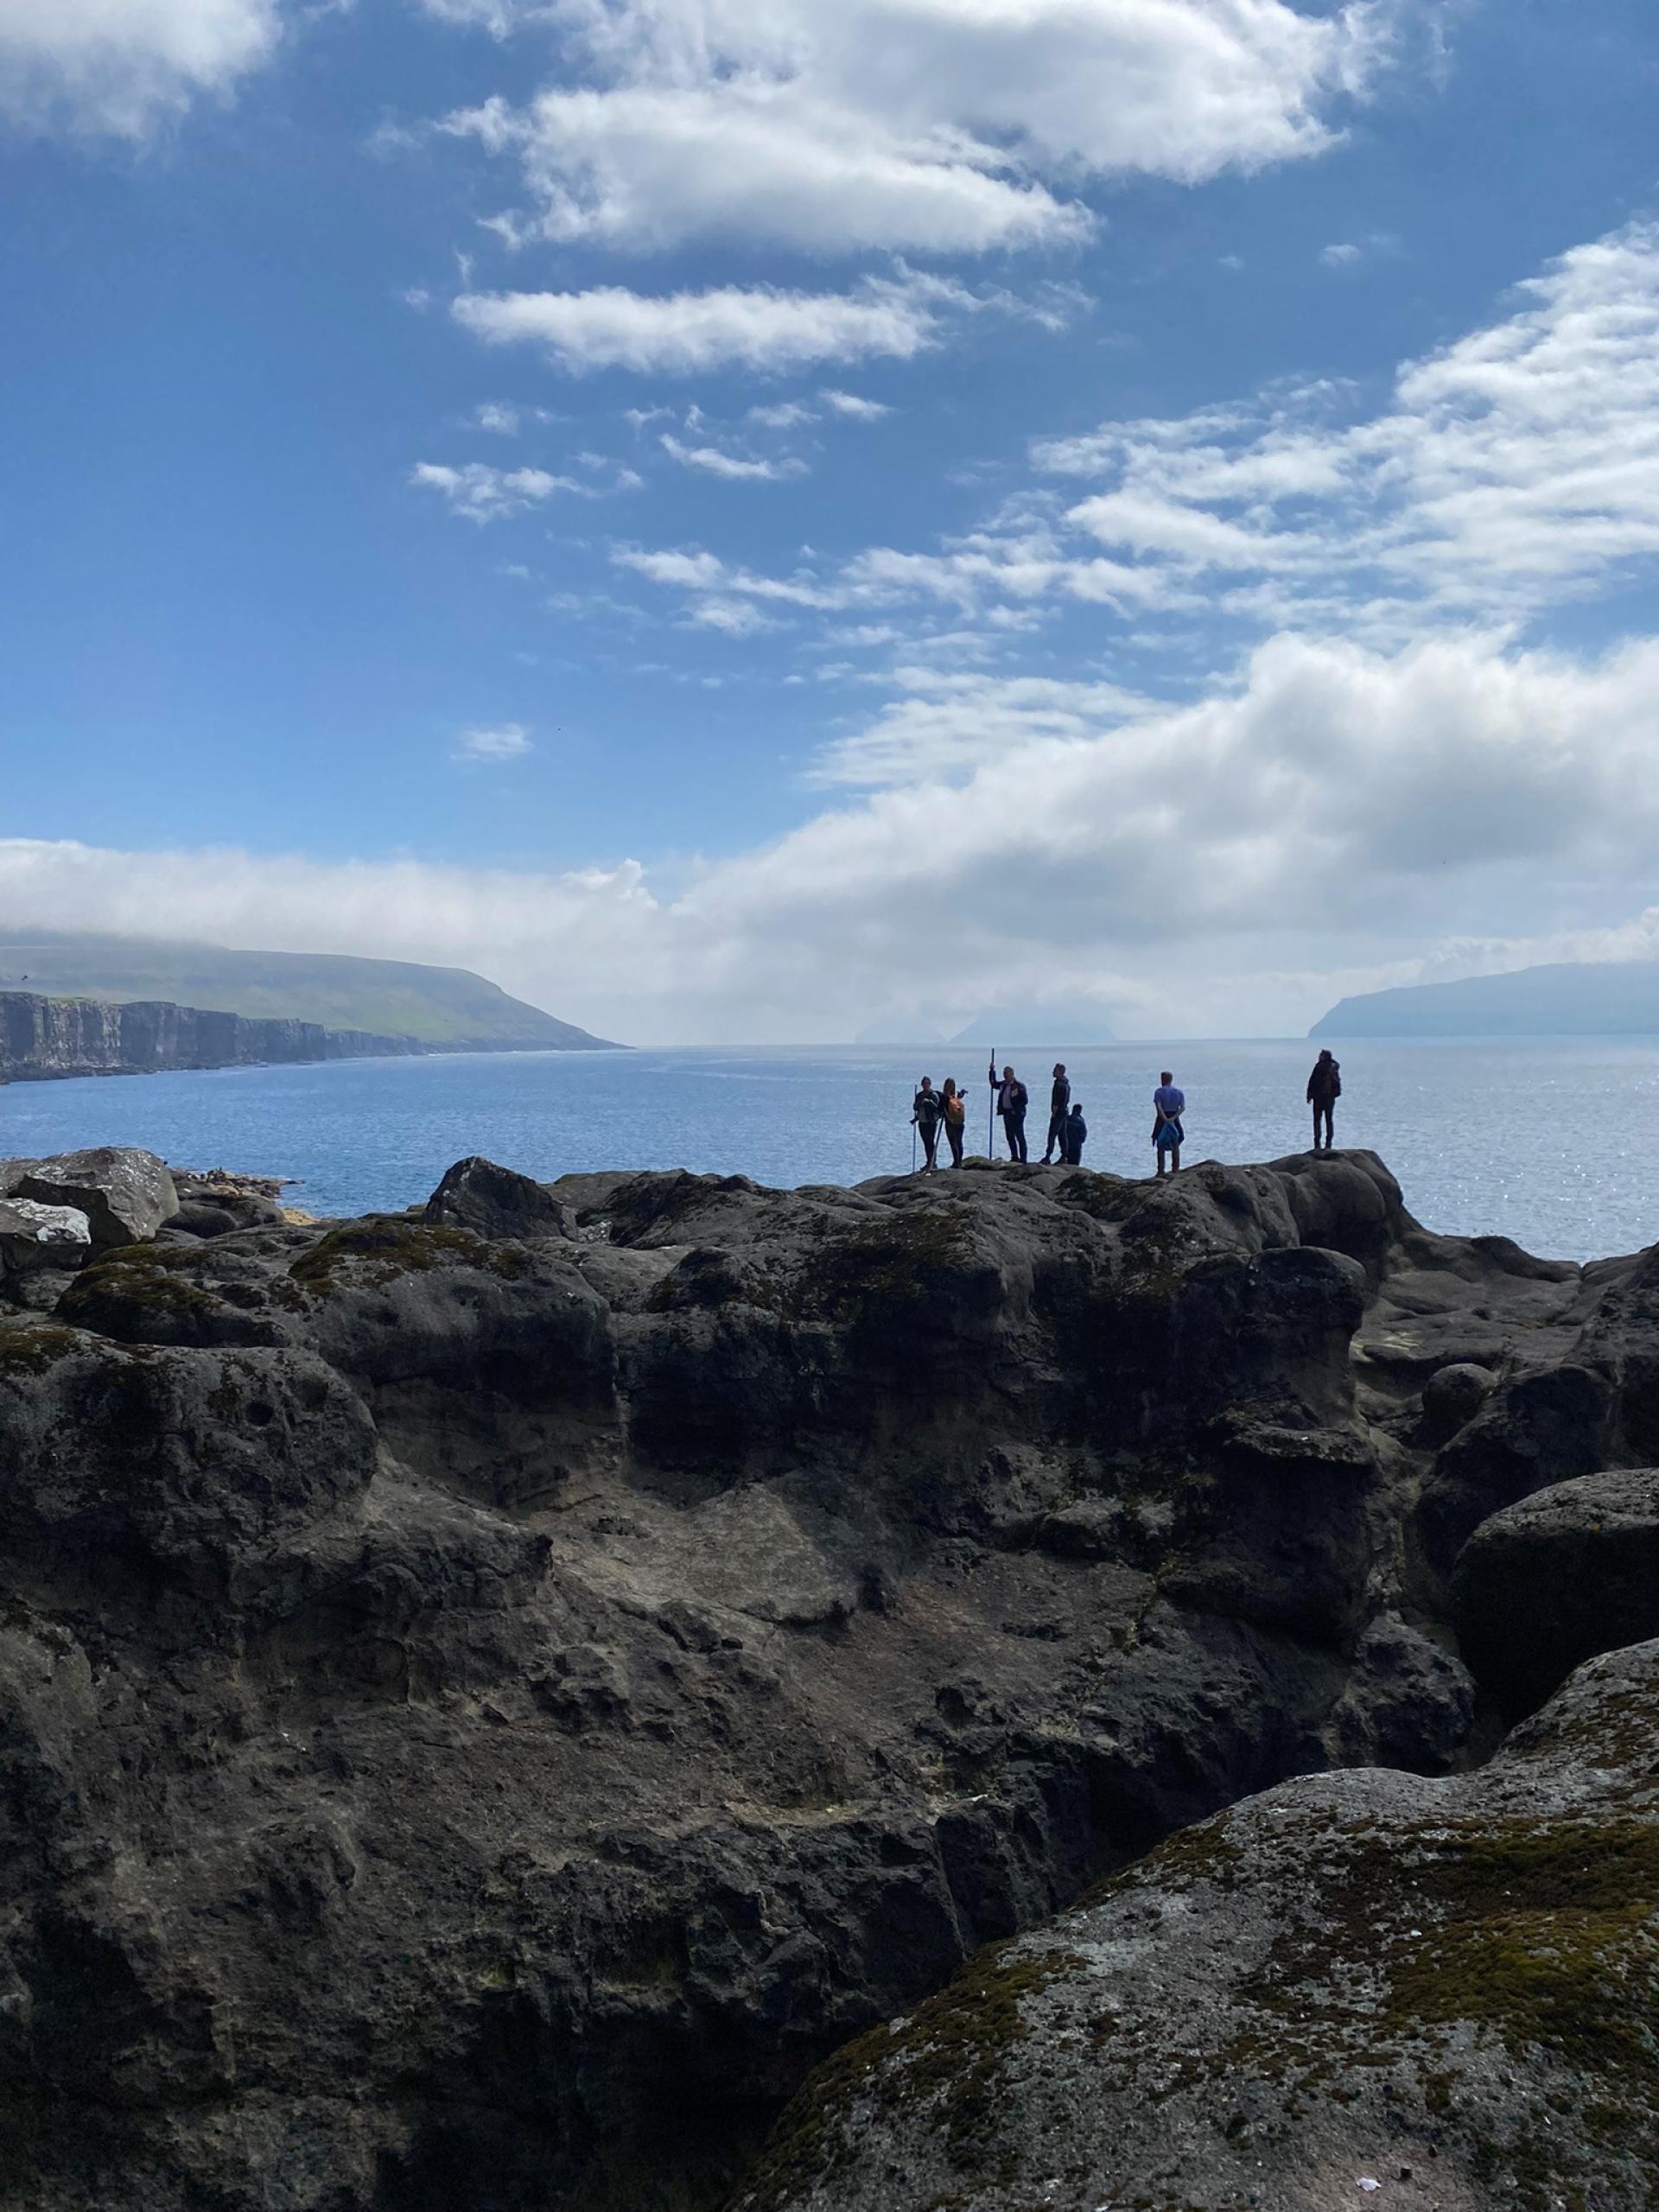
[289,1217,533,1293]
[734,1943,1077,2212]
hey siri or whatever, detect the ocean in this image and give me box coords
[1,1038,1653,1264]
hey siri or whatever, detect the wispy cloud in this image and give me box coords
[454,721,534,763]
[819,389,892,421]
[411,461,583,521]
[661,434,808,482]
[451,271,981,377]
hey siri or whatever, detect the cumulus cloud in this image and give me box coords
[440,0,1399,257]
[450,271,976,376]
[12,628,1659,1041]
[454,721,534,762]
[0,0,280,137]
[410,461,583,520]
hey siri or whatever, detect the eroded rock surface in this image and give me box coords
[0,1146,1646,2210]
[740,1638,1659,2212]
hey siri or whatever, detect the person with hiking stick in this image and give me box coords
[988,1059,1029,1162]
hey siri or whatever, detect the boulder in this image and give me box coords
[1421,1357,1497,1428]
[425,1154,573,1241]
[7,1146,179,1246]
[0,1198,92,1280]
[1453,1465,1659,1714]
[735,1639,1659,2212]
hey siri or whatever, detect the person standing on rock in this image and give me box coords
[1039,1063,1071,1163]
[1063,1101,1088,1166]
[1306,1049,1341,1153]
[940,1077,967,1168]
[988,1060,1029,1162]
[912,1077,944,1173]
[1153,1071,1185,1178]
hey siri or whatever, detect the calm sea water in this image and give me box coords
[1,1039,1654,1263]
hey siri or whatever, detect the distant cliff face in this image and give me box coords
[0,991,420,1082]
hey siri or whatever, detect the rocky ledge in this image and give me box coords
[0,1144,1654,2211]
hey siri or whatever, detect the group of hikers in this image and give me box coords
[909,1048,1344,1175]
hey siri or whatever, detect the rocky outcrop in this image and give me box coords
[0,1144,1652,2211]
[742,1637,1659,2212]
[1453,1466,1659,1717]
[0,990,421,1083]
[5,1147,179,1246]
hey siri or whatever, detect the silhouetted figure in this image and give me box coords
[1062,1101,1088,1166]
[1153,1071,1185,1178]
[912,1076,943,1173]
[1040,1062,1071,1162]
[940,1077,967,1167]
[988,1060,1029,1161]
[1307,1050,1341,1152]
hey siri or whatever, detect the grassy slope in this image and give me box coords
[0,934,622,1050]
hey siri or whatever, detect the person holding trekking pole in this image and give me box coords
[988,1059,1029,1162]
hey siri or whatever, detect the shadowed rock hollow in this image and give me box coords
[0,1144,1650,2210]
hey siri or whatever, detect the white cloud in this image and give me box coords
[748,401,817,429]
[0,0,279,137]
[410,461,583,520]
[440,0,1401,257]
[661,434,806,481]
[1318,229,1402,270]
[820,390,892,422]
[450,271,976,377]
[454,721,534,762]
[16,628,1659,1043]
[472,401,522,434]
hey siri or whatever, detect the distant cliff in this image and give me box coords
[0,930,622,1051]
[0,991,424,1083]
[1313,959,1659,1037]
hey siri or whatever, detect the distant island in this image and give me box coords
[1312,960,1659,1039]
[947,1001,1117,1047]
[0,931,620,1058]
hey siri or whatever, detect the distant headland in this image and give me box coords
[1313,957,1659,1038]
[0,930,621,1081]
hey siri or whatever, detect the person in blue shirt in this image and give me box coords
[1153,1071,1185,1178]
[1062,1102,1088,1166]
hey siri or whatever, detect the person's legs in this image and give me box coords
[921,1123,939,1170]
[1312,1105,1321,1152]
[947,1122,963,1166]
[1007,1111,1027,1162]
[1169,1142,1181,1174]
[1041,1110,1065,1162]
[1323,1103,1335,1149]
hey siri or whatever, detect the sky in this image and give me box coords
[3,0,1659,1043]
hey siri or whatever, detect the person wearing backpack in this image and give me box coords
[1062,1101,1088,1166]
[988,1060,1029,1161]
[912,1076,944,1173]
[1306,1049,1342,1152]
[939,1077,967,1167]
[1152,1071,1185,1178]
[1039,1063,1071,1163]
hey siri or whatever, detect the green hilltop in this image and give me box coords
[0,932,621,1052]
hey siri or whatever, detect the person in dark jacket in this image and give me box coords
[1039,1063,1071,1163]
[1062,1101,1088,1166]
[1306,1050,1342,1152]
[988,1061,1029,1161]
[912,1076,943,1172]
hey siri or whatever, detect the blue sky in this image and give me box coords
[4,0,1659,1040]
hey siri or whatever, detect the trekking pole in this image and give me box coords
[911,1118,917,1173]
[988,1048,995,1159]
